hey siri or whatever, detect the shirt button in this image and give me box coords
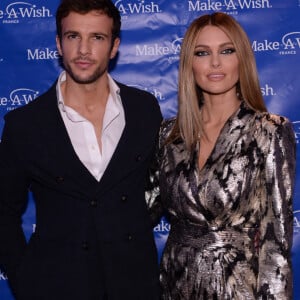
[127,234,133,241]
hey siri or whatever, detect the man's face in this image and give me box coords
[56,10,119,85]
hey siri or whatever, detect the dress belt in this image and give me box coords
[168,220,257,250]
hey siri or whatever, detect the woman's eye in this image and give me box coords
[221,48,236,54]
[194,50,209,57]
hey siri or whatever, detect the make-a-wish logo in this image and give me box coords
[154,218,170,233]
[0,88,39,111]
[294,210,300,234]
[114,0,162,19]
[280,32,300,55]
[0,268,8,281]
[252,32,300,56]
[293,121,300,144]
[135,37,183,63]
[27,48,59,61]
[260,83,275,97]
[129,84,165,102]
[188,0,272,12]
[0,2,52,24]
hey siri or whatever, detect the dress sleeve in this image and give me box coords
[145,124,165,227]
[145,152,163,227]
[145,118,175,226]
[257,118,296,299]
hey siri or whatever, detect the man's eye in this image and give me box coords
[67,34,78,40]
[94,35,104,40]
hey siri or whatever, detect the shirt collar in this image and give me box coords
[56,71,122,122]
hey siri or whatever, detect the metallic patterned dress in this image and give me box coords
[147,102,296,300]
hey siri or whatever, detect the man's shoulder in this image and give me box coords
[116,81,156,102]
[116,81,162,119]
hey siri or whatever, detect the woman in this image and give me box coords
[147,12,296,299]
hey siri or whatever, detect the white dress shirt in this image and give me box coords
[56,71,125,181]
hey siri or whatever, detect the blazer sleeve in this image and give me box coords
[0,112,29,292]
[257,118,296,299]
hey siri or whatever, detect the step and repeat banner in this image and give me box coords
[0,0,299,299]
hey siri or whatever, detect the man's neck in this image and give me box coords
[61,73,110,110]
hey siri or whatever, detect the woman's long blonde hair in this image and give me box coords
[167,12,267,151]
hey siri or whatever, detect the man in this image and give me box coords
[0,0,162,299]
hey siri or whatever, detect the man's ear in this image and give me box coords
[56,35,63,56]
[110,37,120,59]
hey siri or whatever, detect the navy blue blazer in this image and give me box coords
[0,80,162,300]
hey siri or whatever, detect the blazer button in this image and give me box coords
[90,200,97,207]
[135,155,142,162]
[127,234,133,241]
[55,176,64,183]
[121,195,127,202]
[81,241,89,250]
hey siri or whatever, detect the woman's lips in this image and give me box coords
[207,73,225,81]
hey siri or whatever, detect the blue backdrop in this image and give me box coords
[0,0,299,299]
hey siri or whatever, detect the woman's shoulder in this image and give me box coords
[251,112,295,150]
[255,111,293,134]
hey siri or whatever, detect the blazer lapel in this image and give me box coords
[94,100,141,196]
[40,85,99,193]
[40,83,157,198]
[94,87,157,197]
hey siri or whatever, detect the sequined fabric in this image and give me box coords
[146,102,296,300]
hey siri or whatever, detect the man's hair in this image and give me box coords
[56,0,121,42]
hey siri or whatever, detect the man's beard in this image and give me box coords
[64,60,106,84]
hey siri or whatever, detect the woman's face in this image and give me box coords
[192,25,239,97]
